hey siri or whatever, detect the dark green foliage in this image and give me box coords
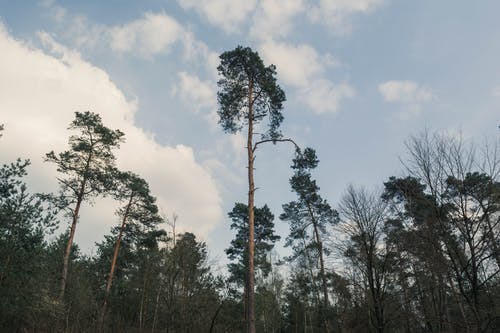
[95,169,167,330]
[217,45,285,140]
[45,111,125,300]
[379,133,500,332]
[4,110,500,333]
[0,157,57,332]
[281,147,338,332]
[225,203,281,286]
[281,148,338,261]
[45,111,125,211]
[112,170,162,224]
[152,232,223,333]
[218,45,289,333]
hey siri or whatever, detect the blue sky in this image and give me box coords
[0,0,499,265]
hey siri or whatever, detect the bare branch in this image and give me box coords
[252,138,300,153]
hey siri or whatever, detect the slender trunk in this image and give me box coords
[60,193,83,300]
[209,301,224,333]
[152,286,161,333]
[99,194,133,328]
[140,274,148,333]
[310,207,330,333]
[0,254,11,283]
[247,77,256,333]
[401,280,412,333]
[60,150,92,300]
[448,274,470,333]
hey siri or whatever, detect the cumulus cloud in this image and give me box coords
[378,80,433,117]
[172,72,218,126]
[181,31,220,78]
[308,0,385,34]
[177,0,257,33]
[259,41,330,87]
[379,80,433,103]
[0,23,223,251]
[109,12,184,58]
[249,0,304,41]
[301,80,355,114]
[104,13,219,79]
[259,41,352,114]
[173,72,215,111]
[38,4,218,75]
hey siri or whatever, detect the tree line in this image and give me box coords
[1,46,499,332]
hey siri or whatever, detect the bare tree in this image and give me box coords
[339,185,391,333]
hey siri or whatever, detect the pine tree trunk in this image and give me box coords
[99,194,133,329]
[310,206,330,333]
[60,152,92,300]
[151,286,161,333]
[247,77,256,333]
[60,194,83,300]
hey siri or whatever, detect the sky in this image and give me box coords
[0,0,499,267]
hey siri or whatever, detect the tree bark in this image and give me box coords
[60,150,92,300]
[99,194,133,329]
[247,77,256,333]
[310,206,330,333]
[60,190,83,300]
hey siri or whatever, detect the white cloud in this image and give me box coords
[203,157,244,190]
[259,41,336,87]
[109,12,184,58]
[107,16,219,78]
[172,72,218,126]
[36,6,222,126]
[379,80,433,103]
[177,0,257,33]
[0,23,223,251]
[181,32,220,78]
[40,7,220,79]
[378,80,433,118]
[308,0,385,33]
[300,80,355,114]
[259,41,352,114]
[174,72,215,111]
[249,0,304,41]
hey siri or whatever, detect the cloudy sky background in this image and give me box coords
[1,0,499,265]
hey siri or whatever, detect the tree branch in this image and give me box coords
[252,138,299,153]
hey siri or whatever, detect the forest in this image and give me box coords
[1,46,500,333]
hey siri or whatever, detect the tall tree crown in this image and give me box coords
[112,170,161,226]
[217,46,286,140]
[281,148,338,256]
[45,111,124,206]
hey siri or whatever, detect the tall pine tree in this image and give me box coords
[217,45,289,333]
[45,111,124,299]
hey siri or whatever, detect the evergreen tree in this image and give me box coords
[99,170,163,328]
[45,111,124,299]
[0,158,56,331]
[226,203,281,286]
[281,147,338,332]
[217,45,289,333]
